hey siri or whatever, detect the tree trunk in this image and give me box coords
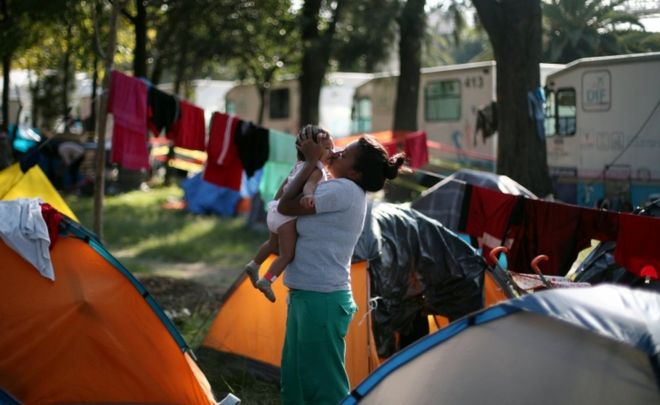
[473,0,552,196]
[257,86,267,126]
[298,0,345,128]
[90,52,98,132]
[133,0,147,77]
[62,23,73,131]
[393,0,426,131]
[94,0,126,239]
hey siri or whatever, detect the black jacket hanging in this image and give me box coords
[234,120,269,177]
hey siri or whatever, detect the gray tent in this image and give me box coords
[411,169,536,231]
[343,284,660,405]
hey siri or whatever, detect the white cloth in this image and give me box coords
[0,199,55,280]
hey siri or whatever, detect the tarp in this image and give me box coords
[344,284,660,405]
[353,202,492,357]
[0,216,215,404]
[182,171,241,216]
[411,168,535,231]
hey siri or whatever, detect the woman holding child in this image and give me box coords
[277,125,405,404]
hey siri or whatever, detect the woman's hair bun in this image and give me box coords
[383,152,407,180]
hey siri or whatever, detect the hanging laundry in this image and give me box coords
[40,203,63,250]
[0,199,55,280]
[168,100,206,151]
[404,131,429,169]
[527,88,545,141]
[507,199,619,276]
[462,184,522,259]
[204,112,242,191]
[474,101,497,146]
[234,120,269,177]
[614,213,660,278]
[147,86,179,136]
[108,71,149,170]
[259,129,297,204]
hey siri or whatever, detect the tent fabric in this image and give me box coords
[344,285,660,405]
[411,168,535,231]
[202,257,379,388]
[0,217,216,404]
[0,162,78,221]
[352,202,489,357]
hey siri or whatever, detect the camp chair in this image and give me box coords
[489,246,590,293]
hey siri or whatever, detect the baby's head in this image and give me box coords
[296,124,335,165]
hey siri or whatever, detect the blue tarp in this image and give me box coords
[181,173,240,217]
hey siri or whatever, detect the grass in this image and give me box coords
[66,185,268,271]
[64,185,281,404]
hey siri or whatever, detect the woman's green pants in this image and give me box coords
[281,289,357,405]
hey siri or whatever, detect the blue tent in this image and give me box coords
[343,284,660,405]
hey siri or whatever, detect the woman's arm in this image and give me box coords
[303,169,323,197]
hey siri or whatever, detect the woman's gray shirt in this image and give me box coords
[283,178,367,292]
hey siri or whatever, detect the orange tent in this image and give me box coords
[0,218,216,404]
[202,257,380,388]
[201,256,511,388]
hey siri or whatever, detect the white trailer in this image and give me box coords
[352,61,564,171]
[544,52,660,208]
[225,72,373,137]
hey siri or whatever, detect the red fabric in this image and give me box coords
[464,185,521,259]
[380,140,398,156]
[203,112,243,190]
[108,71,149,170]
[508,200,618,276]
[40,203,63,250]
[168,100,206,151]
[614,213,660,278]
[404,131,429,169]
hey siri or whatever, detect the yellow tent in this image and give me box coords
[0,162,78,221]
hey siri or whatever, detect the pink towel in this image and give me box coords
[108,71,149,169]
[404,131,429,169]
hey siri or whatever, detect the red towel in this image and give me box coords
[614,213,660,278]
[108,71,149,170]
[404,131,429,168]
[203,112,243,190]
[40,203,63,250]
[168,100,206,151]
[464,185,520,257]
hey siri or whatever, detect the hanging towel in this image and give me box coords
[404,131,429,169]
[168,100,206,151]
[259,129,297,204]
[147,86,179,136]
[204,112,243,191]
[508,199,619,276]
[463,185,521,258]
[614,213,660,278]
[108,71,149,170]
[234,120,270,177]
[0,199,55,280]
[527,88,545,141]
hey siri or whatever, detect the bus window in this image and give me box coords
[425,80,461,122]
[556,88,576,136]
[269,88,290,119]
[544,89,556,136]
[351,97,372,133]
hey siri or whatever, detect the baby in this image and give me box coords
[244,125,334,302]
